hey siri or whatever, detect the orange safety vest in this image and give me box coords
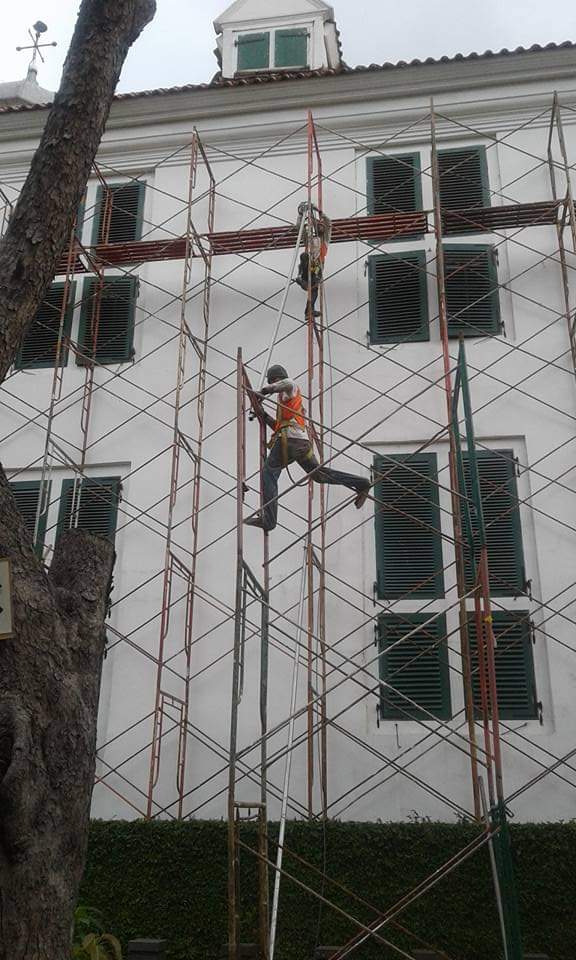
[273,387,306,436]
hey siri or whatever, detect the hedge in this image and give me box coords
[81,820,575,959]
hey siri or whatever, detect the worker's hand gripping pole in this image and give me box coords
[258,210,308,391]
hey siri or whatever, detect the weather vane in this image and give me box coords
[16,21,57,72]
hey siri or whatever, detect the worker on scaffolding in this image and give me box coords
[294,202,331,318]
[244,364,371,532]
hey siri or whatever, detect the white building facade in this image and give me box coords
[1,0,576,824]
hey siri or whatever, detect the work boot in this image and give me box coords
[354,481,371,509]
[244,513,270,531]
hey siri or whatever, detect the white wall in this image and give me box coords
[2,55,576,823]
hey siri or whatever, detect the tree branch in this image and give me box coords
[0,0,157,384]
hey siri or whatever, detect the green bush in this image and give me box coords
[81,820,575,959]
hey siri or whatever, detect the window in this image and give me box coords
[445,245,500,337]
[368,251,429,344]
[93,182,145,245]
[78,277,138,365]
[462,449,526,597]
[57,477,121,543]
[366,154,422,218]
[9,480,48,554]
[237,32,270,70]
[438,147,490,234]
[275,29,308,68]
[15,282,75,370]
[374,453,444,599]
[237,28,308,71]
[468,611,537,719]
[377,612,452,720]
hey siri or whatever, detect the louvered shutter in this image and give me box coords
[275,29,308,68]
[367,154,422,218]
[15,282,75,369]
[374,453,444,599]
[9,480,48,553]
[237,32,270,71]
[58,477,121,542]
[78,277,138,364]
[468,611,537,719]
[368,252,429,343]
[445,245,500,337]
[378,613,451,720]
[94,182,145,245]
[462,450,526,596]
[438,147,489,234]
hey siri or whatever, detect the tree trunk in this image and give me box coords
[0,2,156,957]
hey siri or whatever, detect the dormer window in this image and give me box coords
[236,27,309,72]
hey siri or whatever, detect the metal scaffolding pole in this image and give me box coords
[146,133,216,818]
[430,100,482,820]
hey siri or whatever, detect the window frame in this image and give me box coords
[9,479,49,555]
[368,250,430,345]
[14,281,76,371]
[437,145,491,215]
[236,25,310,72]
[91,181,146,247]
[378,611,452,722]
[57,476,121,544]
[469,610,537,720]
[274,28,309,69]
[444,243,501,338]
[366,152,423,219]
[374,452,445,600]
[462,448,527,597]
[77,276,138,366]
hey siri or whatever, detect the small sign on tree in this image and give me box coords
[0,558,14,639]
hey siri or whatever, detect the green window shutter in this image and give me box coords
[237,32,270,71]
[274,28,308,68]
[366,154,422,217]
[15,282,76,370]
[468,611,537,719]
[378,612,451,721]
[78,276,138,365]
[9,480,49,554]
[438,147,490,234]
[58,477,121,542]
[374,453,444,599]
[445,245,500,337]
[368,251,429,344]
[93,182,145,245]
[462,450,526,596]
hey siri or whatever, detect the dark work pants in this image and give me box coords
[261,437,368,531]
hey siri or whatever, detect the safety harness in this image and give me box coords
[270,387,306,465]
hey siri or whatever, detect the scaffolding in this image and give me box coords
[2,89,576,960]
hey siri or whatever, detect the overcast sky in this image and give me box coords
[1,0,575,94]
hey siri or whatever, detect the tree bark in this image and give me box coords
[0,1,156,957]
